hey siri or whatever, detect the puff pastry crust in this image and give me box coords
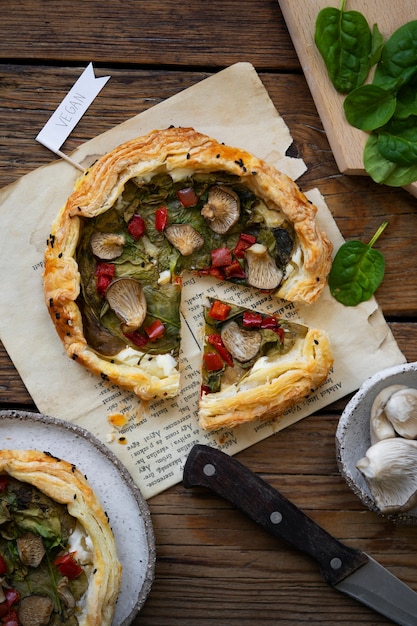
[0,449,122,626]
[44,127,333,402]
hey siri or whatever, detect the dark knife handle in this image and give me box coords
[183,444,368,586]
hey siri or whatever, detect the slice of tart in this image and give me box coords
[199,298,333,431]
[0,450,121,626]
[44,127,333,401]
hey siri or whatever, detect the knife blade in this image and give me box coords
[183,444,417,625]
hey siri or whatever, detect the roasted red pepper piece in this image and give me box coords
[155,206,168,231]
[207,334,234,366]
[4,590,19,608]
[223,260,245,279]
[176,187,198,207]
[242,311,263,328]
[233,233,256,258]
[0,476,8,492]
[1,610,19,626]
[203,352,224,372]
[128,214,146,239]
[54,553,83,580]
[260,315,278,329]
[208,300,231,321]
[124,331,149,347]
[145,319,165,340]
[211,247,233,268]
[95,262,115,297]
[0,555,6,575]
[197,267,225,280]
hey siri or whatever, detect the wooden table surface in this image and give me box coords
[1,2,417,624]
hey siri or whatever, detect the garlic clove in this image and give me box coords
[384,387,417,439]
[370,384,407,444]
[356,438,417,514]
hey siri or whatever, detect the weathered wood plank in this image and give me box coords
[0,0,297,70]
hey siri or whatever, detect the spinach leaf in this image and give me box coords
[395,76,417,119]
[314,0,372,93]
[328,222,388,306]
[316,6,417,186]
[369,23,384,66]
[377,116,417,166]
[343,84,396,130]
[364,133,417,186]
[373,20,417,91]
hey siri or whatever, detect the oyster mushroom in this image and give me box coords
[16,532,45,568]
[384,387,417,439]
[165,224,204,256]
[370,384,406,444]
[221,320,262,363]
[18,594,54,626]
[90,232,125,260]
[105,278,147,332]
[57,578,76,608]
[244,243,283,290]
[201,185,240,234]
[356,438,417,514]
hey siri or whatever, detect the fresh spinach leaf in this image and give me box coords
[373,20,417,91]
[364,133,417,186]
[395,76,417,119]
[369,23,384,66]
[316,5,417,186]
[377,116,417,166]
[328,222,388,306]
[314,0,372,93]
[343,84,396,130]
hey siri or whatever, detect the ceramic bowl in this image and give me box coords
[336,361,417,525]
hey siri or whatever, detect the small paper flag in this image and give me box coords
[36,63,110,160]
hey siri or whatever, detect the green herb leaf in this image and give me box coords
[376,116,417,166]
[369,23,384,66]
[314,0,372,93]
[373,20,417,91]
[395,76,417,119]
[328,222,388,306]
[364,133,417,186]
[343,84,396,130]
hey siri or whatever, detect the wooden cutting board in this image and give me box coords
[278,0,417,197]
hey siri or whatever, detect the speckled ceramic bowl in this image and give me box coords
[336,361,417,525]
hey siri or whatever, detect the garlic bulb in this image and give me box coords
[357,438,417,514]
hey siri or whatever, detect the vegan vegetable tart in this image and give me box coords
[0,450,121,625]
[44,126,333,427]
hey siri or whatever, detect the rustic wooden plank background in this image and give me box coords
[1,2,417,624]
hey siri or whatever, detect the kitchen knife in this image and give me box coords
[183,444,417,626]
